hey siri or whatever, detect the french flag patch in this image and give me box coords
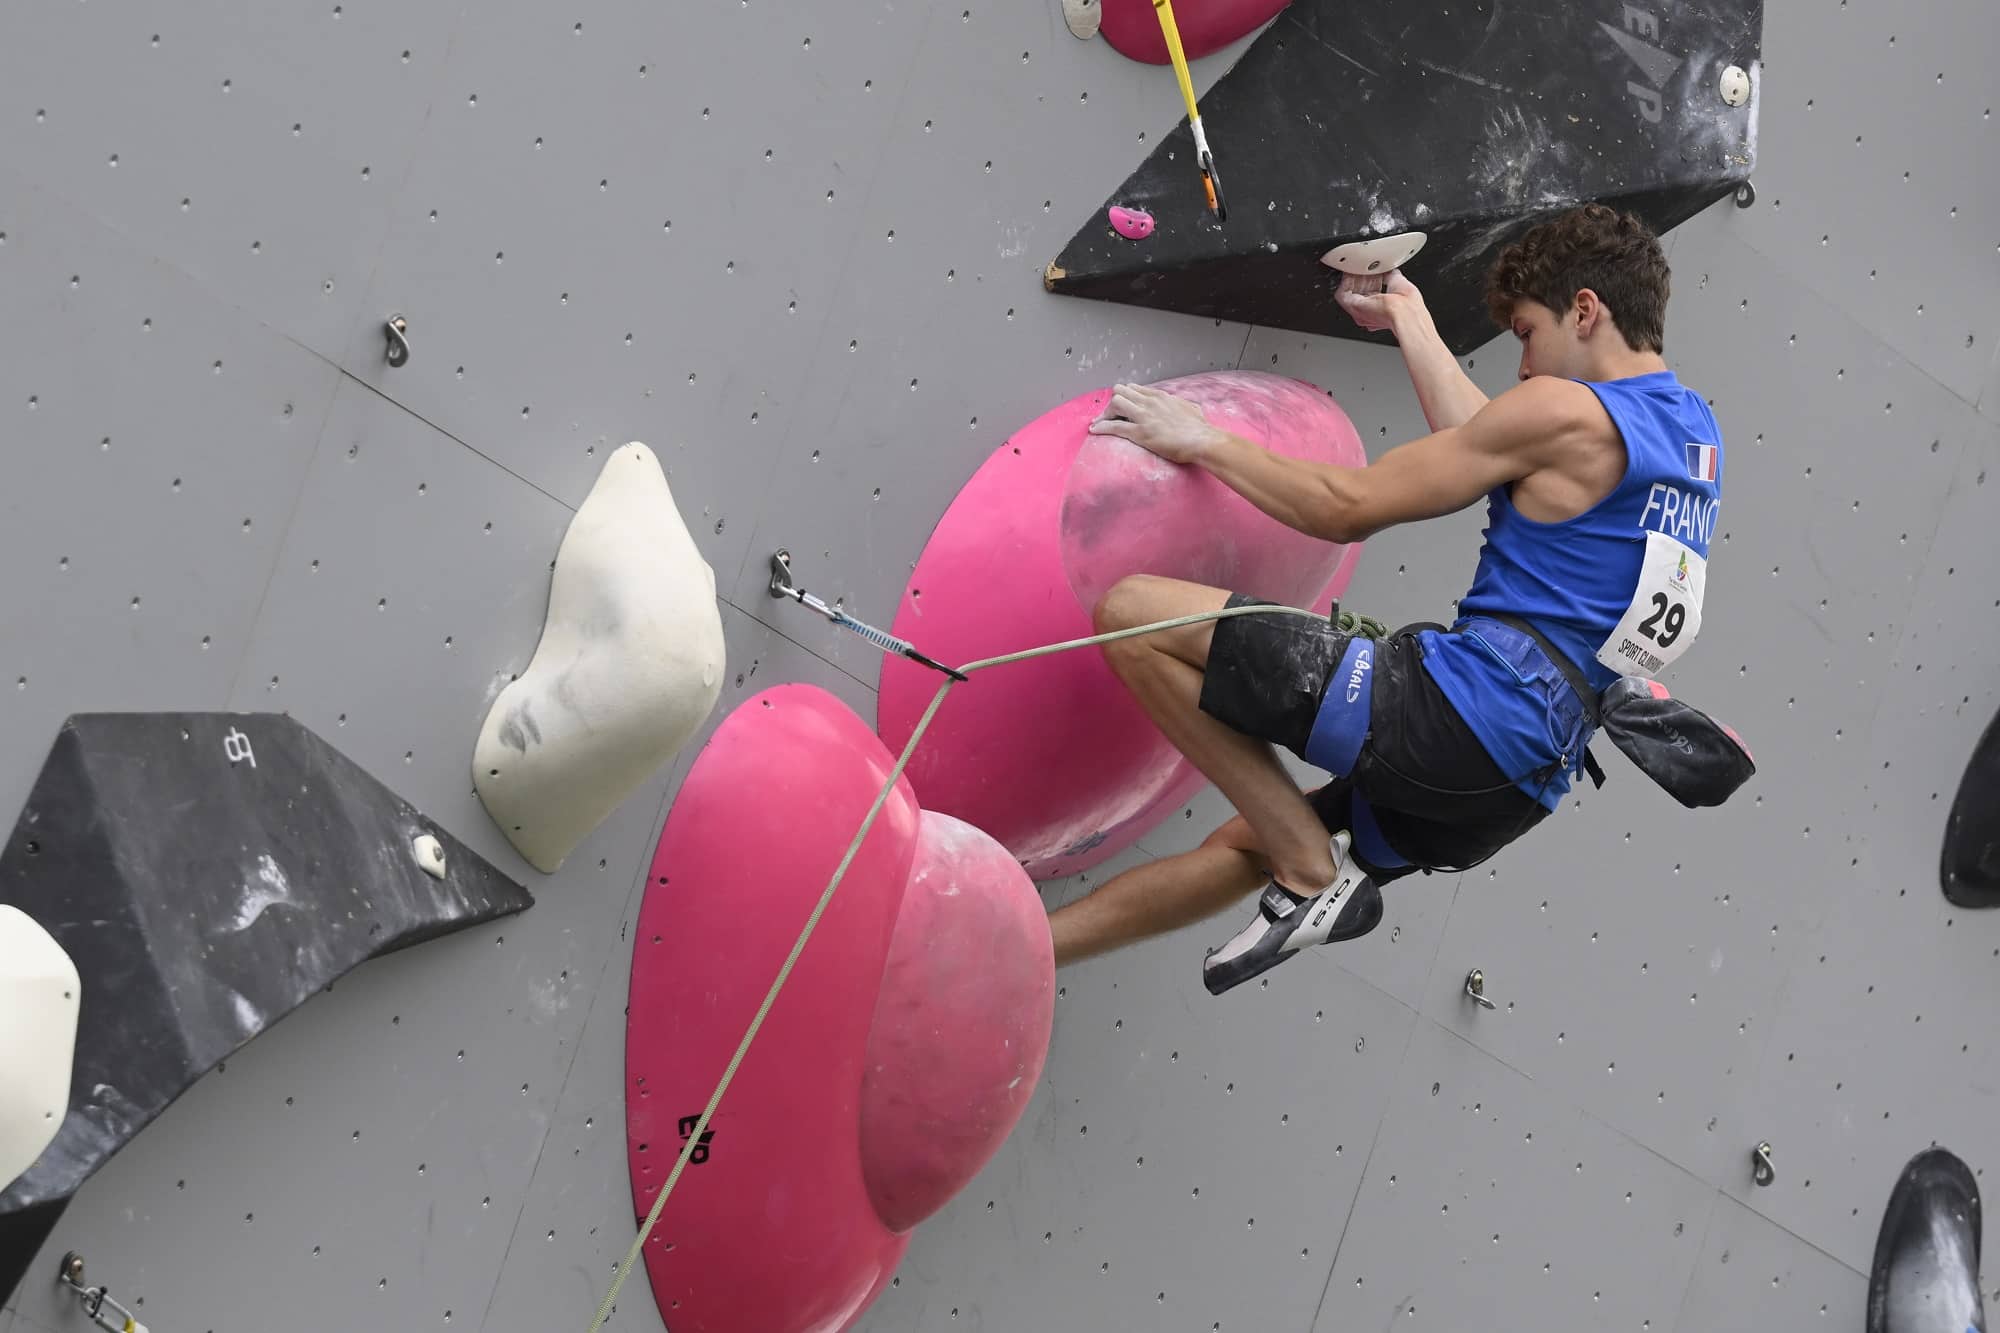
[1685,442,1720,481]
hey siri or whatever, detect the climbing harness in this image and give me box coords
[1151,0,1227,220]
[585,589,1352,1331]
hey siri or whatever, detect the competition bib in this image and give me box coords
[1595,530,1705,676]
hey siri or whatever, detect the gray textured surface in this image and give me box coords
[0,165,342,827]
[1317,1020,1719,1330]
[1728,426,2000,1273]
[1,0,1997,1330]
[863,908,1419,1333]
[0,1,469,366]
[1678,1195,1869,1328]
[1727,0,1999,404]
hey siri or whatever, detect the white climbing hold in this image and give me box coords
[1062,0,1102,40]
[473,442,726,874]
[0,904,80,1190]
[1718,64,1751,107]
[1318,231,1429,275]
[412,834,447,879]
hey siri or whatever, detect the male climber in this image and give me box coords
[1046,204,1726,994]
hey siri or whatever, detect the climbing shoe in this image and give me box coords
[1201,833,1381,995]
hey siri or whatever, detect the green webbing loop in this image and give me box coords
[1333,607,1391,640]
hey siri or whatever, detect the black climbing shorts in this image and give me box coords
[1197,593,1551,880]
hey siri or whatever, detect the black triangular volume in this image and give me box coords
[1866,1146,1986,1333]
[1943,708,2000,908]
[0,1199,65,1309]
[0,713,533,1300]
[1046,0,1763,353]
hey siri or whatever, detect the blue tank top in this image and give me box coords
[1418,370,1724,808]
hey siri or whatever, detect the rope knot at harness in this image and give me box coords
[1332,607,1392,640]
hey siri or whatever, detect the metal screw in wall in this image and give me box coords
[1751,1141,1776,1187]
[384,313,412,367]
[1464,969,1497,1010]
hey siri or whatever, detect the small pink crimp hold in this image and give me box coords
[1108,205,1155,239]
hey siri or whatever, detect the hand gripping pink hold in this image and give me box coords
[877,370,1368,881]
[1108,205,1155,239]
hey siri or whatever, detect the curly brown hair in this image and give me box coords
[1484,204,1670,352]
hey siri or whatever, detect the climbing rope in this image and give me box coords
[586,598,1379,1331]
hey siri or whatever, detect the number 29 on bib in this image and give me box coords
[1596,530,1706,676]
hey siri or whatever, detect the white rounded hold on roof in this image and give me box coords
[0,904,80,1191]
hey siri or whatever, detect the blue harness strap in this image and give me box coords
[1302,637,1412,872]
[1303,637,1375,776]
[1349,793,1410,870]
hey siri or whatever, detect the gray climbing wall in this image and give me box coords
[1,1,1995,1330]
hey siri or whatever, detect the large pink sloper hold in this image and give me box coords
[626,685,1055,1333]
[877,371,1367,880]
[627,686,919,1333]
[860,810,1054,1232]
